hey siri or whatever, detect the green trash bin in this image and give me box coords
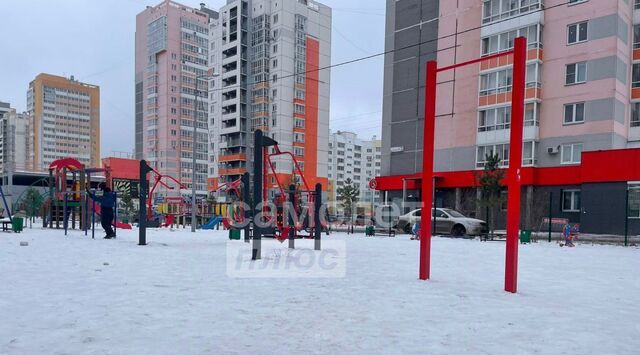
[12,217,24,233]
[519,230,531,244]
[229,229,241,240]
[365,225,374,236]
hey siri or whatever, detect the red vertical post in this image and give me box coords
[419,61,438,281]
[505,37,527,293]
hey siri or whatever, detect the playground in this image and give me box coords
[0,227,638,354]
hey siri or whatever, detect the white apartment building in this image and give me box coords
[0,105,32,173]
[327,131,381,214]
[208,0,331,196]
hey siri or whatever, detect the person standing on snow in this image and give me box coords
[87,183,117,239]
[411,221,421,240]
[562,222,575,247]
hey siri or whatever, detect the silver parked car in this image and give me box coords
[396,208,488,236]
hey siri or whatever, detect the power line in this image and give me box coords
[207,1,571,94]
[330,110,382,122]
[333,25,373,55]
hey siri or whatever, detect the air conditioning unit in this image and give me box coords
[547,146,559,155]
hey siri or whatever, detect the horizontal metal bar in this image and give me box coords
[437,50,514,72]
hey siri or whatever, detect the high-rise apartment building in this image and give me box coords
[375,0,640,234]
[327,131,381,214]
[135,0,215,198]
[0,104,33,173]
[208,0,331,197]
[0,102,9,117]
[27,73,100,171]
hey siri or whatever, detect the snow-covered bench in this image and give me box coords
[0,212,26,232]
[0,217,12,231]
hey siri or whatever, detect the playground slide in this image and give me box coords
[202,216,222,230]
[93,204,133,230]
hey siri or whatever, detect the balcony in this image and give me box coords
[481,5,544,39]
[482,0,543,25]
[480,48,543,71]
[219,167,247,176]
[219,153,247,163]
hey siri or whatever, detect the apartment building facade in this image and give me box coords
[0,103,33,173]
[135,0,214,199]
[327,131,381,214]
[27,73,100,171]
[208,0,331,197]
[376,0,640,234]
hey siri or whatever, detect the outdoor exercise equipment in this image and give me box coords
[138,134,323,252]
[419,37,527,293]
[264,143,321,242]
[250,130,323,260]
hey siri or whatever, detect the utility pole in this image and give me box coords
[187,47,219,232]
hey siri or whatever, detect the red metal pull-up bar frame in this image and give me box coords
[419,37,527,293]
[265,146,313,202]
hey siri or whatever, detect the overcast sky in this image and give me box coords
[0,0,385,157]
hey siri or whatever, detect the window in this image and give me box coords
[524,102,540,127]
[272,59,278,68]
[294,133,305,143]
[523,141,536,166]
[631,103,640,127]
[634,25,640,49]
[273,44,278,53]
[628,183,640,218]
[478,104,538,132]
[565,62,587,85]
[478,106,511,132]
[294,103,305,114]
[562,190,581,212]
[481,24,542,56]
[480,69,512,95]
[273,14,278,24]
[567,22,588,44]
[561,143,583,164]
[482,0,542,24]
[569,0,587,4]
[564,103,585,125]
[294,118,305,128]
[480,63,540,95]
[633,63,640,88]
[272,74,277,83]
[476,144,509,168]
[476,142,536,167]
[294,147,304,157]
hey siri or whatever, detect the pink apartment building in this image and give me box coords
[135,1,216,199]
[376,0,640,235]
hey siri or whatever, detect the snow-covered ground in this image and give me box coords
[1,226,638,354]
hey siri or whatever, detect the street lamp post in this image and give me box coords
[186,52,218,232]
[191,74,199,232]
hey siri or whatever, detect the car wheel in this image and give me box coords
[451,224,466,237]
[403,223,412,234]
